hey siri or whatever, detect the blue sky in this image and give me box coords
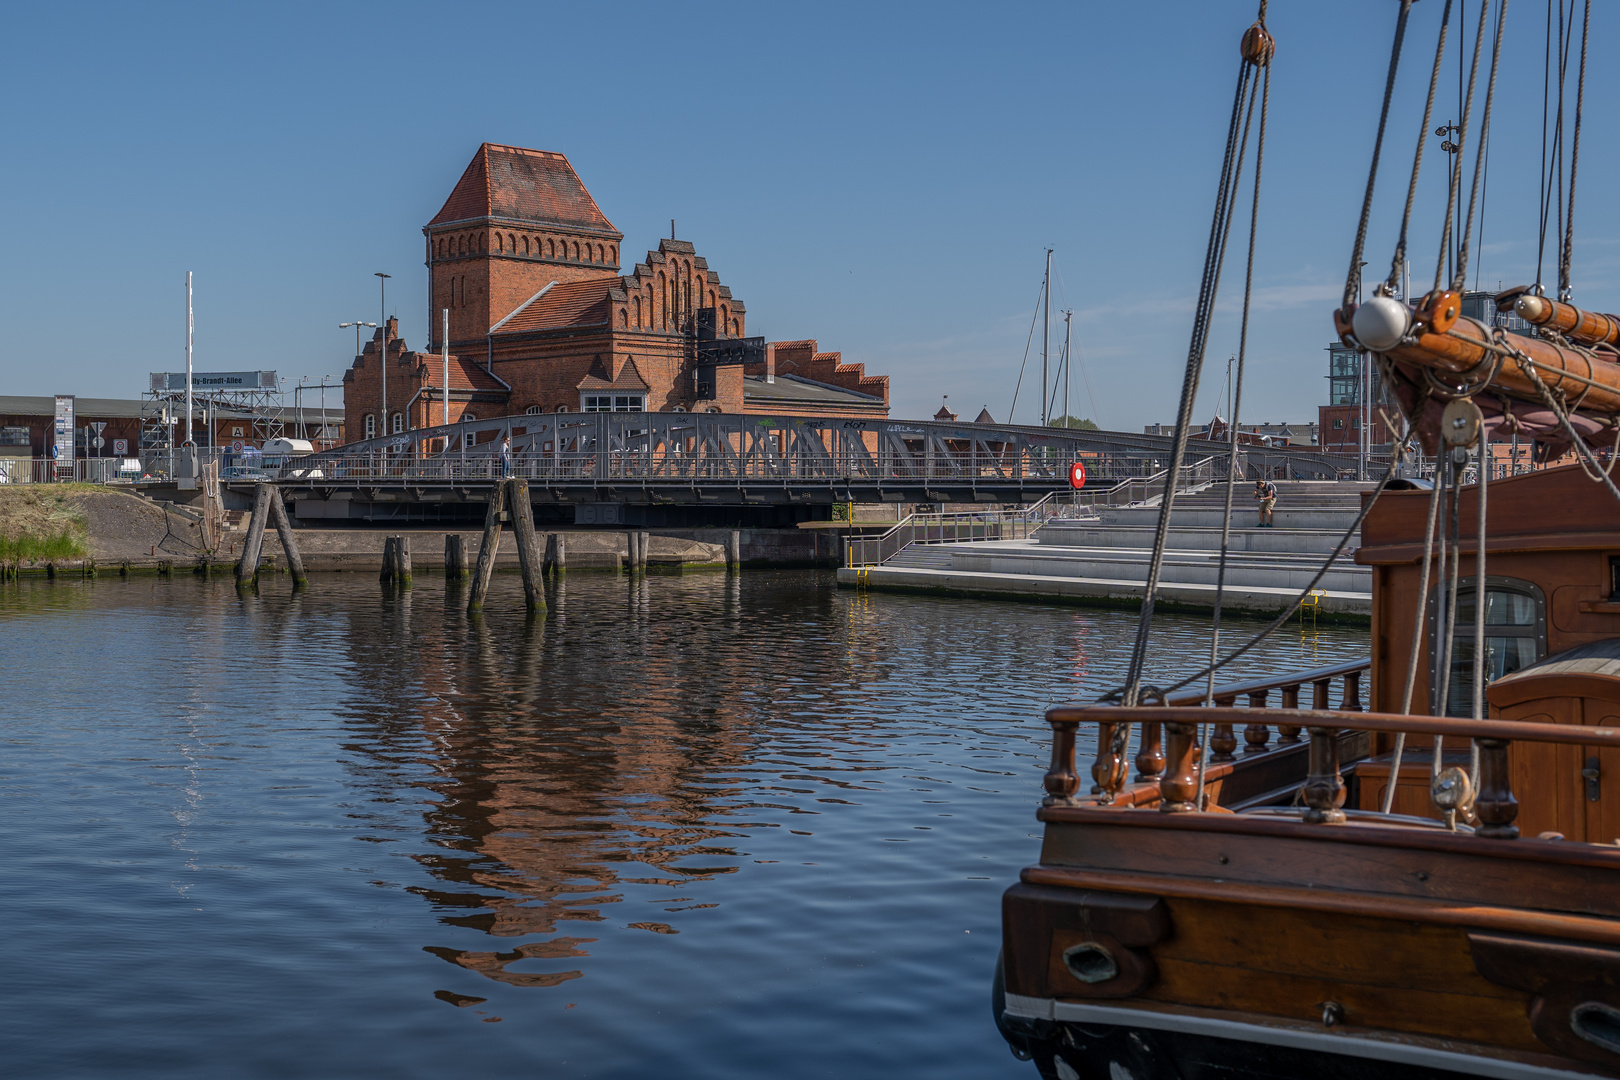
[3,1,1613,431]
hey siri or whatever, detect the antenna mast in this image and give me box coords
[1041,249,1052,426]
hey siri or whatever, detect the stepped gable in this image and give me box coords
[618,238,746,333]
[770,340,889,404]
[429,143,619,235]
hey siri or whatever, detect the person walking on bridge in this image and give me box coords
[499,434,514,479]
[1254,477,1277,528]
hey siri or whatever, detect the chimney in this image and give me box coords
[765,342,775,385]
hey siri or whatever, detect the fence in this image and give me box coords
[844,456,1225,567]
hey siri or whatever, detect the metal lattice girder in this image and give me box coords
[288,411,1375,504]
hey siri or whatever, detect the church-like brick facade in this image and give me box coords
[343,143,889,442]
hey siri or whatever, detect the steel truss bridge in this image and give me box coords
[275,412,1369,524]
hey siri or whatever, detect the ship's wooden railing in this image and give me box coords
[1153,658,1370,768]
[1044,705,1620,840]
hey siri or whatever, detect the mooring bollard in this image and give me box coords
[725,530,741,574]
[267,487,307,588]
[237,484,272,588]
[467,482,505,615]
[445,534,468,579]
[395,534,412,588]
[509,478,545,614]
[379,537,397,583]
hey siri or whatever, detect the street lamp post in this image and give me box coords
[339,321,377,436]
[375,273,391,436]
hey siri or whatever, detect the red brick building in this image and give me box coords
[344,144,889,440]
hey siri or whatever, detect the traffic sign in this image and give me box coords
[113,439,128,455]
[231,439,246,452]
[92,437,105,449]
[1069,461,1087,489]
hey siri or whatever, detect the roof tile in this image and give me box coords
[428,144,620,235]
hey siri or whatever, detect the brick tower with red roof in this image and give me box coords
[426,144,623,350]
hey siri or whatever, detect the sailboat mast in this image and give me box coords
[1042,249,1052,426]
[1063,310,1072,426]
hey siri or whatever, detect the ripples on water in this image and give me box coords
[0,571,1367,1078]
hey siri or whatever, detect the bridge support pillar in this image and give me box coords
[445,535,468,579]
[236,484,271,589]
[509,478,545,614]
[545,533,566,577]
[267,487,306,588]
[468,482,505,615]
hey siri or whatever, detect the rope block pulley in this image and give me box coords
[1240,22,1274,67]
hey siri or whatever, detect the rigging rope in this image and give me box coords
[1350,1,1417,308]
[1120,48,1261,710]
[1386,0,1452,297]
[1433,0,1491,296]
[1453,0,1509,292]
[1006,279,1045,424]
[1381,441,1446,813]
[1559,0,1589,299]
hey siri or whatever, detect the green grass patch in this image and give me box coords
[0,487,89,564]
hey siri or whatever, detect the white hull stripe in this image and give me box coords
[1002,994,1608,1080]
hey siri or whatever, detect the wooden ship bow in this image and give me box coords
[996,1,1620,1077]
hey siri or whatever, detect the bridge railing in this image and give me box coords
[843,457,1223,567]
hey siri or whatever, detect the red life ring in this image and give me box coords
[1069,462,1087,489]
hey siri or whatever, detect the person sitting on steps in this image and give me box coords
[1254,478,1277,527]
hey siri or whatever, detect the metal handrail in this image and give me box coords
[843,456,1224,567]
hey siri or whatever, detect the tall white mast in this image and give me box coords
[1063,309,1072,427]
[1042,249,1052,427]
[185,271,194,445]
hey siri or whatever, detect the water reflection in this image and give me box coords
[0,570,1367,1079]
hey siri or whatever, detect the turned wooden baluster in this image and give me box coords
[1042,713,1082,807]
[1276,683,1303,744]
[1312,677,1332,711]
[1159,721,1201,813]
[1210,696,1238,762]
[1302,726,1347,824]
[1090,721,1130,800]
[1244,690,1271,753]
[1473,738,1521,839]
[1134,721,1166,782]
[1342,670,1364,712]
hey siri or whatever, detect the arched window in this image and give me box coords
[732,319,741,335]
[705,407,721,414]
[364,414,376,438]
[556,405,568,413]
[609,245,617,264]
[618,309,628,328]
[709,290,717,307]
[508,233,516,253]
[522,236,530,255]
[462,413,476,422]
[525,405,543,415]
[392,412,404,434]
[572,241,580,260]
[633,295,641,327]
[671,405,686,413]
[496,233,503,253]
[720,305,729,330]
[658,272,667,329]
[547,238,555,258]
[1431,577,1547,716]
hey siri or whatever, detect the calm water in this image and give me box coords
[0,570,1366,1079]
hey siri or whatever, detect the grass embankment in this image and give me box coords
[0,486,90,571]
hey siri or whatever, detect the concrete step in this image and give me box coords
[887,543,957,570]
[950,545,1367,594]
[1096,506,1362,530]
[1036,523,1357,556]
[838,564,1369,616]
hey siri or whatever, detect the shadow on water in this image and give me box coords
[0,570,1366,1079]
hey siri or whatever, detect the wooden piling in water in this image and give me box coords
[545,533,566,577]
[467,482,505,614]
[509,479,545,613]
[395,535,412,587]
[379,537,397,582]
[725,530,741,573]
[267,487,307,588]
[445,534,468,579]
[237,484,272,588]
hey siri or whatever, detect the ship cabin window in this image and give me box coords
[1430,576,1547,717]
